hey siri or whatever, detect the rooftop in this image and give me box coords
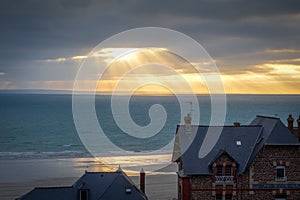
[173,115,299,176]
[17,170,147,200]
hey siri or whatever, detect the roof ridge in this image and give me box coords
[179,125,263,127]
[256,115,279,120]
[242,126,264,172]
[85,171,116,174]
[34,186,73,189]
[265,143,300,146]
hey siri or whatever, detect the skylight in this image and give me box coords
[125,187,132,194]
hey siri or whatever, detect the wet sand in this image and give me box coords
[0,158,177,200]
[0,174,177,200]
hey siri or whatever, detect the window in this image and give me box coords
[215,194,222,200]
[225,166,232,176]
[275,194,286,200]
[276,166,286,181]
[80,190,88,200]
[215,165,234,185]
[216,166,223,176]
[215,194,232,200]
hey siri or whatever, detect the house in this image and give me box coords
[17,168,148,200]
[173,114,300,200]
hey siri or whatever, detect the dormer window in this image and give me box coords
[211,150,237,186]
[215,165,234,185]
[79,189,88,200]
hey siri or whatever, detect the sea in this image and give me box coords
[0,93,300,178]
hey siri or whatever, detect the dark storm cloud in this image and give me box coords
[1,0,299,56]
[0,0,300,88]
[123,0,300,21]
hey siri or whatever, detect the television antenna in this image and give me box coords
[186,101,193,115]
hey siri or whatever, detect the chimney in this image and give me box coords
[297,115,300,141]
[184,113,192,132]
[287,114,294,133]
[233,122,240,127]
[140,168,145,194]
[116,165,122,172]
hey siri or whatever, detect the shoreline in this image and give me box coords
[0,157,177,200]
[0,173,177,200]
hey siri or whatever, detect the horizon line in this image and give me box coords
[0,89,300,96]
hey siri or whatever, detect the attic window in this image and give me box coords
[79,190,88,200]
[125,187,132,194]
[236,140,242,146]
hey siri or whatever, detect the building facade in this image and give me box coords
[173,115,300,200]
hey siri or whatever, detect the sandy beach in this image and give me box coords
[0,158,177,200]
[0,174,177,200]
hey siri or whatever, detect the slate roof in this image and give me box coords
[17,171,147,200]
[173,125,263,175]
[250,115,299,145]
[173,115,299,176]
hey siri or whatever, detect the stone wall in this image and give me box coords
[177,145,300,200]
[251,145,300,182]
[191,191,212,200]
[248,145,300,199]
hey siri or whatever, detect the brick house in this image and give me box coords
[173,115,300,200]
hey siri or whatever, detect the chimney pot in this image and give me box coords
[140,168,145,194]
[233,122,240,127]
[116,165,122,172]
[287,114,294,133]
[297,115,300,142]
[184,113,191,125]
[184,113,192,133]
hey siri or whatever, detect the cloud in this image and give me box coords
[40,55,87,63]
[0,1,300,94]
[0,81,15,89]
[43,58,67,62]
[264,49,300,53]
[267,58,300,65]
[122,0,300,21]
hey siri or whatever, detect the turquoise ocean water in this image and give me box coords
[0,94,300,159]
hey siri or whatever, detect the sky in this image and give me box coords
[1,0,300,94]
